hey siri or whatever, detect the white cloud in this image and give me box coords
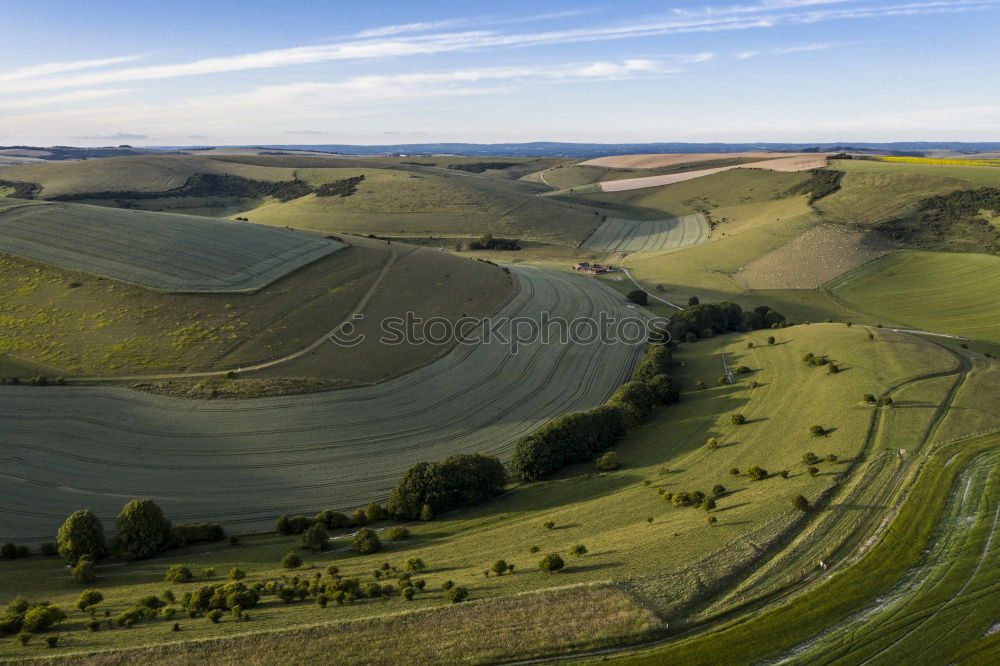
[0,88,130,110]
[0,55,141,82]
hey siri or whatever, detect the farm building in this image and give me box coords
[573,262,616,274]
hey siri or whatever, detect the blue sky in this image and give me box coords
[2,0,999,145]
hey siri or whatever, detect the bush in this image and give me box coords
[707,516,718,526]
[165,565,193,583]
[23,605,67,633]
[313,510,351,530]
[626,289,648,306]
[810,425,826,437]
[115,500,172,561]
[711,484,726,497]
[281,552,302,569]
[597,451,621,470]
[57,509,106,565]
[793,495,810,511]
[364,503,386,523]
[746,466,768,481]
[301,523,329,552]
[492,559,508,576]
[734,365,751,375]
[767,336,776,345]
[779,470,790,478]
[70,556,97,583]
[387,454,508,519]
[729,467,740,476]
[403,556,426,572]
[569,544,588,556]
[445,586,469,603]
[731,413,747,426]
[385,526,410,541]
[352,528,381,554]
[826,454,839,463]
[864,393,877,404]
[529,545,540,553]
[881,396,894,406]
[808,466,820,477]
[201,567,215,579]
[402,586,416,601]
[228,568,246,581]
[539,553,565,573]
[543,520,555,530]
[75,589,103,612]
[40,542,57,557]
[206,609,223,623]
[706,438,719,450]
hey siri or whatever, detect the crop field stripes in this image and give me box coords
[580,214,709,252]
[0,203,344,292]
[0,267,648,541]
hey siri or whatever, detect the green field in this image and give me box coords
[4,324,991,662]
[826,250,1000,343]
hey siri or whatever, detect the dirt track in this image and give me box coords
[0,267,648,541]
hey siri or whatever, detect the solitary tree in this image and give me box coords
[793,495,810,511]
[569,544,588,556]
[706,438,719,450]
[492,559,508,576]
[115,500,171,561]
[281,551,302,569]
[731,413,747,426]
[802,451,821,464]
[301,523,329,552]
[538,553,565,573]
[767,336,776,345]
[746,465,768,481]
[627,289,648,306]
[808,466,820,477]
[228,568,246,581]
[597,452,621,470]
[352,527,381,554]
[57,510,106,565]
[688,296,700,306]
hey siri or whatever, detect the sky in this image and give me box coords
[2,0,999,146]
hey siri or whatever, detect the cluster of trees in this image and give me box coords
[276,502,387,537]
[0,543,32,559]
[0,597,66,637]
[447,162,517,173]
[55,500,226,571]
[509,341,680,482]
[883,187,1000,253]
[672,303,786,343]
[0,179,39,199]
[467,232,521,250]
[315,175,365,198]
[387,454,507,520]
[784,168,845,204]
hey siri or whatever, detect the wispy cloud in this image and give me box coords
[1,0,993,94]
[69,132,148,140]
[0,55,141,83]
[0,88,130,110]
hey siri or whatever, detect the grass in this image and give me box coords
[0,236,513,379]
[0,325,972,660]
[593,432,1000,666]
[825,250,1000,343]
[869,155,1000,168]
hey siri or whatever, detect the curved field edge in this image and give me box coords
[584,432,1000,666]
[0,583,663,666]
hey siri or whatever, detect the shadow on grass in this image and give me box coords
[713,502,750,514]
[565,560,624,574]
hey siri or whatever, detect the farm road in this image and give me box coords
[0,267,648,541]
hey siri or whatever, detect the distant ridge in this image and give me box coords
[159,141,1000,158]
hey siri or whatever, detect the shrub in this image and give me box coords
[364,503,386,523]
[569,544,588,556]
[326,565,340,577]
[802,452,820,465]
[881,396,894,406]
[597,451,621,470]
[543,521,555,530]
[228,568,246,581]
[718,375,730,386]
[87,619,100,632]
[829,361,841,372]
[735,365,751,375]
[864,393,877,404]
[281,552,302,569]
[492,559,508,576]
[706,438,719,450]
[779,470,790,478]
[403,556,426,572]
[201,567,215,579]
[767,336,776,345]
[387,454,508,519]
[808,466,820,477]
[207,609,223,623]
[445,586,469,603]
[626,289,648,306]
[352,527,381,554]
[441,580,454,590]
[385,526,409,541]
[17,632,30,645]
[529,545,540,553]
[23,605,67,633]
[826,454,839,463]
[115,499,172,561]
[731,413,747,426]
[165,565,193,583]
[275,515,292,535]
[746,465,768,481]
[729,467,740,476]
[793,495,810,511]
[75,589,103,612]
[402,586,416,601]
[71,556,97,583]
[301,523,329,552]
[46,636,59,648]
[711,484,726,497]
[57,509,106,565]
[703,498,716,511]
[313,510,352,530]
[707,516,718,526]
[695,380,707,390]
[539,553,565,573]
[810,425,826,437]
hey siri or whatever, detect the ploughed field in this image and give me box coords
[580,214,709,252]
[0,202,343,292]
[0,267,647,542]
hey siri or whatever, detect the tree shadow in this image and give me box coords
[565,560,624,574]
[713,502,750,514]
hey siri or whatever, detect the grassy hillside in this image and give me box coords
[1,325,986,662]
[239,168,605,245]
[826,249,1000,343]
[0,235,513,379]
